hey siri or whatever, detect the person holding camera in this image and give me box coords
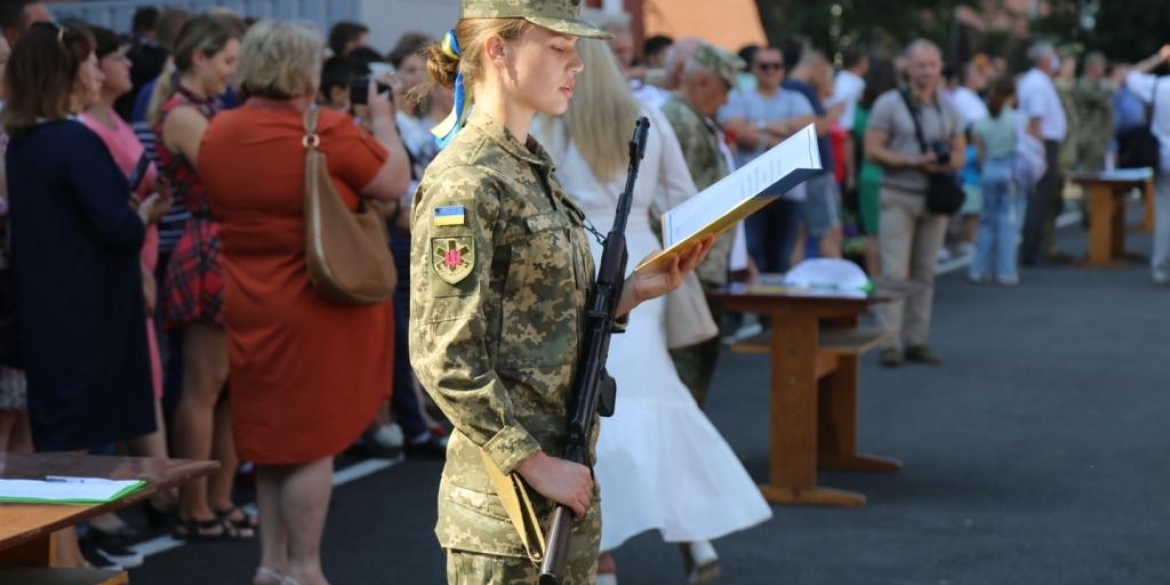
[197,20,409,585]
[863,39,965,367]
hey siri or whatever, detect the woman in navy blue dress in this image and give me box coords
[5,23,166,453]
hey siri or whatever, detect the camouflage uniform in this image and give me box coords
[1074,77,1116,173]
[658,44,743,407]
[410,108,602,584]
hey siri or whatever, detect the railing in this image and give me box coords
[48,0,360,33]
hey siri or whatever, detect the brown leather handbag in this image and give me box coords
[303,108,396,304]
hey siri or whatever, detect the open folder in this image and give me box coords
[0,477,146,505]
[636,124,823,273]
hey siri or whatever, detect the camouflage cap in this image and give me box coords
[461,0,612,40]
[690,42,744,88]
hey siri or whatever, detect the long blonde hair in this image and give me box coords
[560,39,641,182]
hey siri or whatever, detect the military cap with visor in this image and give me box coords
[460,0,613,39]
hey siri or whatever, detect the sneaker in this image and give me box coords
[904,345,943,365]
[968,273,989,284]
[684,541,720,585]
[78,538,125,571]
[879,348,902,368]
[372,423,404,450]
[996,275,1019,286]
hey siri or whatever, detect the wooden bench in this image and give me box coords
[0,568,127,585]
[732,326,893,380]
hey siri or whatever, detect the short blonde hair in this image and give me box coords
[235,19,322,100]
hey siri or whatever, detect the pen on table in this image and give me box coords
[44,476,111,484]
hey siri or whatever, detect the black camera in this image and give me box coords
[349,78,392,106]
[930,140,952,165]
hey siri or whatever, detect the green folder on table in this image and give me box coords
[0,477,146,505]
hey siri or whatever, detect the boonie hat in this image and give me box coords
[460,0,613,40]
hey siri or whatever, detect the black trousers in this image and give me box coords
[1021,139,1063,264]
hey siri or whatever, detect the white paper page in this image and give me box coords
[0,478,143,502]
[663,124,822,249]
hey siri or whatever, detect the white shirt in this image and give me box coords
[1125,72,1170,171]
[946,86,989,127]
[1017,68,1067,141]
[829,70,866,131]
[630,80,670,109]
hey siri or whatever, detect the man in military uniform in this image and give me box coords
[1075,52,1116,173]
[660,43,744,407]
[410,2,709,583]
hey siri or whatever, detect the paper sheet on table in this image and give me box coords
[0,478,146,505]
[1099,168,1154,181]
[636,124,823,273]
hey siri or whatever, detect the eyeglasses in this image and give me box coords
[756,62,785,72]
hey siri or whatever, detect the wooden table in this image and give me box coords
[710,281,917,508]
[0,453,217,581]
[1071,170,1155,266]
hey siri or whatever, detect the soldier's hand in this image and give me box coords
[516,451,593,517]
[617,236,715,317]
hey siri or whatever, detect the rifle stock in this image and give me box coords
[538,116,651,585]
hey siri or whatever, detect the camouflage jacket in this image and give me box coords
[661,93,735,287]
[409,109,596,557]
[1074,78,1115,171]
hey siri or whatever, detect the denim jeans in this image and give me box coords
[746,198,803,274]
[970,158,1024,281]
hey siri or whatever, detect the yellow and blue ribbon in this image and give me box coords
[431,30,469,148]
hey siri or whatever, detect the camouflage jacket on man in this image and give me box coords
[661,93,735,287]
[1074,78,1116,172]
[409,109,598,558]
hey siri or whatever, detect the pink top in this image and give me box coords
[80,109,161,271]
[81,107,163,399]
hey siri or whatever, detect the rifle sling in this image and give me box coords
[480,449,548,565]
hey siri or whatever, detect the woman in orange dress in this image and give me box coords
[198,20,409,585]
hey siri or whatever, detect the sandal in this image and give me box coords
[215,505,260,533]
[172,515,253,541]
[254,566,287,585]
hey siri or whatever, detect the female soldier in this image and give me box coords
[409,1,711,583]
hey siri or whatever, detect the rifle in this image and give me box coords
[538,116,651,585]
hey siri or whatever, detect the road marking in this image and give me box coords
[133,456,403,560]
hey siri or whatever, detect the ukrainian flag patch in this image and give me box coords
[433,205,466,227]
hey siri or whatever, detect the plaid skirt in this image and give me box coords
[162,216,223,329]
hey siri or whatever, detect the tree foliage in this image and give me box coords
[752,0,974,57]
[1034,0,1170,62]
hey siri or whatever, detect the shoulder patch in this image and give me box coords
[431,236,475,285]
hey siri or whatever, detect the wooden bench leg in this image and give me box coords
[817,355,903,473]
[762,310,866,507]
[1086,185,1115,266]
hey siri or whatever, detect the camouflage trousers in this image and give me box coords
[446,522,600,584]
[669,302,724,407]
[445,497,602,585]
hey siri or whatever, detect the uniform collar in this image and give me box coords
[465,109,553,169]
[671,93,720,134]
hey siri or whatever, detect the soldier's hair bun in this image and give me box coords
[426,40,461,90]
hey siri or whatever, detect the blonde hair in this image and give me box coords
[146,13,240,125]
[559,39,641,182]
[235,20,322,100]
[424,18,532,103]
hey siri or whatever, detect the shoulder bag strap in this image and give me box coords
[303,107,321,152]
[899,88,930,155]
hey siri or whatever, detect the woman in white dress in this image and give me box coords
[533,39,771,585]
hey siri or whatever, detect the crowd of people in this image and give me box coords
[0,0,1166,584]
